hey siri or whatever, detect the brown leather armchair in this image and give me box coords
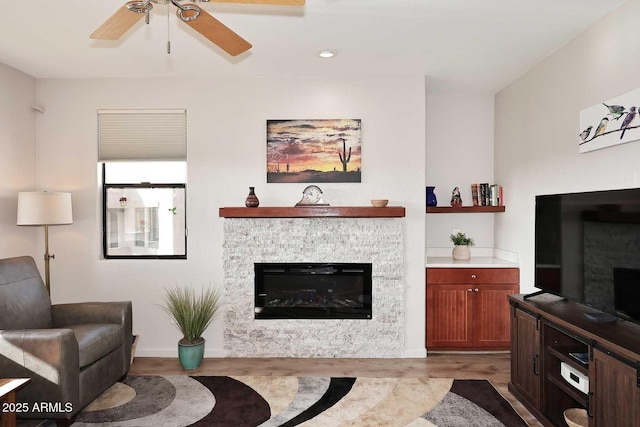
[0,256,132,425]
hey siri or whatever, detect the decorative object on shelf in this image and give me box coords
[371,199,388,207]
[563,408,588,427]
[426,186,437,206]
[296,185,329,206]
[160,286,221,371]
[450,187,462,206]
[119,196,127,207]
[450,231,474,260]
[245,187,260,208]
[267,119,362,183]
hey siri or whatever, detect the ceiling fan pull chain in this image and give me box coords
[167,2,171,54]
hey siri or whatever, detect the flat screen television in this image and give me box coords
[534,187,640,325]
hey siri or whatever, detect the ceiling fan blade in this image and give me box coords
[181,6,252,56]
[90,2,146,40]
[206,0,305,5]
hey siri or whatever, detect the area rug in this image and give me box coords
[71,376,527,427]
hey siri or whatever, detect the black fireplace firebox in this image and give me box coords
[254,263,372,319]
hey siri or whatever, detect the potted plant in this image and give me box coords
[450,231,474,260]
[160,286,221,370]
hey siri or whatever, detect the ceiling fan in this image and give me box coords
[90,0,305,57]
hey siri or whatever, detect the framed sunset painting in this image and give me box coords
[266,119,362,183]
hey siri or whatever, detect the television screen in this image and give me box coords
[535,188,640,325]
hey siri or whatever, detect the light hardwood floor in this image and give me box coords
[129,353,542,426]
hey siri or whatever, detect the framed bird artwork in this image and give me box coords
[580,87,640,153]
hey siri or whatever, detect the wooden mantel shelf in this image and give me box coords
[219,206,406,218]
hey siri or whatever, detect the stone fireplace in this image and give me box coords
[221,212,405,358]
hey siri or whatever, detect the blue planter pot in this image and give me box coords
[426,186,438,207]
[178,339,205,370]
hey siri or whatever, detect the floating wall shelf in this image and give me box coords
[426,206,505,213]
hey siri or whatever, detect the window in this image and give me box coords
[102,163,186,259]
[98,109,187,259]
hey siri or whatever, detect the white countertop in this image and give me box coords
[426,257,519,268]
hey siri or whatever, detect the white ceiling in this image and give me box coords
[0,0,625,94]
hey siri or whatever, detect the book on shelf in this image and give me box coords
[480,183,489,206]
[490,184,498,206]
[468,183,504,207]
[471,184,479,206]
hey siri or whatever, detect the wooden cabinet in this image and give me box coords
[509,295,640,427]
[590,348,640,427]
[426,268,519,350]
[510,307,542,411]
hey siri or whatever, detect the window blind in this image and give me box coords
[98,109,187,161]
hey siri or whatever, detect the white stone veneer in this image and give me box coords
[222,217,405,357]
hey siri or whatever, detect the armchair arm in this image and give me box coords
[52,301,132,328]
[0,329,80,417]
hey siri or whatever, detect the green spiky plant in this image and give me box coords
[450,232,475,246]
[160,286,221,345]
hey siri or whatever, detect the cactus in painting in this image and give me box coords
[338,138,351,172]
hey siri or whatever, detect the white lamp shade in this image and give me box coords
[17,192,73,226]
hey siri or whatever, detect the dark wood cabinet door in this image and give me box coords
[473,284,519,348]
[512,308,541,410]
[426,284,473,348]
[591,348,640,427]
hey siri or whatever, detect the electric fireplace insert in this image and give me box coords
[254,263,372,319]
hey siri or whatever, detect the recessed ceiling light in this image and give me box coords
[318,50,336,58]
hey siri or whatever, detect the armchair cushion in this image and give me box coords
[52,301,133,373]
[66,324,124,368]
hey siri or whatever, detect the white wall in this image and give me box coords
[426,93,495,252]
[0,63,37,259]
[495,0,640,293]
[35,75,427,357]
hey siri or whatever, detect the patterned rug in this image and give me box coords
[71,376,527,427]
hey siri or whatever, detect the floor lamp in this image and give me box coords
[17,191,73,295]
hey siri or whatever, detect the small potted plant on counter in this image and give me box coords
[450,231,474,261]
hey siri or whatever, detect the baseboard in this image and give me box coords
[404,348,427,358]
[135,348,225,358]
[135,348,424,358]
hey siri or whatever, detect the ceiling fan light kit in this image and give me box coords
[91,0,304,56]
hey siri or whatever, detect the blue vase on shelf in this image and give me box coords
[426,186,437,207]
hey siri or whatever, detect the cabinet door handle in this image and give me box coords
[533,355,540,376]
[468,288,473,292]
[588,391,594,418]
[471,274,477,279]
[474,288,479,292]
